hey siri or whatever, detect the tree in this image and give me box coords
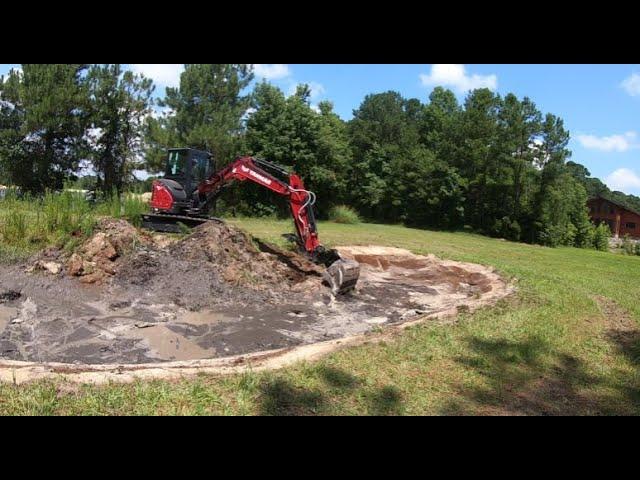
[532,113,571,242]
[145,64,254,173]
[459,88,503,233]
[86,64,154,194]
[497,94,542,229]
[347,91,421,220]
[0,64,90,193]
[243,83,351,216]
[0,68,24,186]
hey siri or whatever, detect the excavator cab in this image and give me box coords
[165,148,213,199]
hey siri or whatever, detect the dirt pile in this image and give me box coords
[110,221,325,309]
[29,218,325,305]
[169,222,323,287]
[65,218,150,284]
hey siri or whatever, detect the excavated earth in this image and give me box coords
[0,218,513,380]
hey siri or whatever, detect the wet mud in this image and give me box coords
[0,222,512,366]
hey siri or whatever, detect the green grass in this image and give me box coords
[1,218,639,415]
[0,190,147,261]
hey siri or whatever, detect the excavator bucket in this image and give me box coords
[322,259,361,295]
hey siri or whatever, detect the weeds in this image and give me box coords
[0,187,149,259]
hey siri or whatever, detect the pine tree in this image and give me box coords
[86,64,154,194]
[145,64,254,173]
[0,64,90,193]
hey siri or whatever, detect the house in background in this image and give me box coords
[587,195,640,239]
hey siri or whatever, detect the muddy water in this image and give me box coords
[129,324,214,361]
[0,306,18,331]
[0,247,510,365]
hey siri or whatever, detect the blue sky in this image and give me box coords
[2,64,640,195]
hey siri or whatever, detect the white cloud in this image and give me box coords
[420,64,497,93]
[576,131,637,152]
[241,107,257,122]
[287,81,326,99]
[129,64,183,87]
[253,64,291,80]
[621,73,640,97]
[308,81,325,98]
[605,168,640,193]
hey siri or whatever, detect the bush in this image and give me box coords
[540,224,565,247]
[593,223,611,252]
[635,242,640,256]
[622,234,635,255]
[328,205,361,224]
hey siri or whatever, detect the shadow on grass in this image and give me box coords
[441,336,640,416]
[606,328,640,368]
[257,365,403,416]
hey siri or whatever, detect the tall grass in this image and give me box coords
[95,190,147,227]
[0,187,149,260]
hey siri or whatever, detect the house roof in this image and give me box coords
[589,194,640,217]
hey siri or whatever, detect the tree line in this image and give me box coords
[0,64,634,248]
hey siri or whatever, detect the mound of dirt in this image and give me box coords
[168,222,323,286]
[26,218,324,311]
[65,218,151,284]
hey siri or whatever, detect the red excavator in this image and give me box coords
[141,148,360,294]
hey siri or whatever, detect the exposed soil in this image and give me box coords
[0,219,513,379]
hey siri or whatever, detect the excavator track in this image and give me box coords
[141,213,224,233]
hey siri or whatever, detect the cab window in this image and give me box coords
[193,155,210,182]
[167,151,186,177]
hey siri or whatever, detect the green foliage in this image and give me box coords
[242,83,352,217]
[144,64,254,172]
[622,234,635,255]
[635,242,640,256]
[328,205,361,224]
[95,190,147,226]
[0,190,95,252]
[0,64,90,193]
[86,64,155,194]
[593,223,611,251]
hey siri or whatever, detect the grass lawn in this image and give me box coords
[1,218,639,415]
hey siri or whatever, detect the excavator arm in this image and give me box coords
[197,156,324,260]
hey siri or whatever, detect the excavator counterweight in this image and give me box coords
[141,148,360,295]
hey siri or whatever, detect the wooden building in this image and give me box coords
[587,195,640,239]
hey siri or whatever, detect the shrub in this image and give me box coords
[593,223,611,252]
[539,224,564,247]
[622,234,635,255]
[635,242,640,256]
[328,205,361,224]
